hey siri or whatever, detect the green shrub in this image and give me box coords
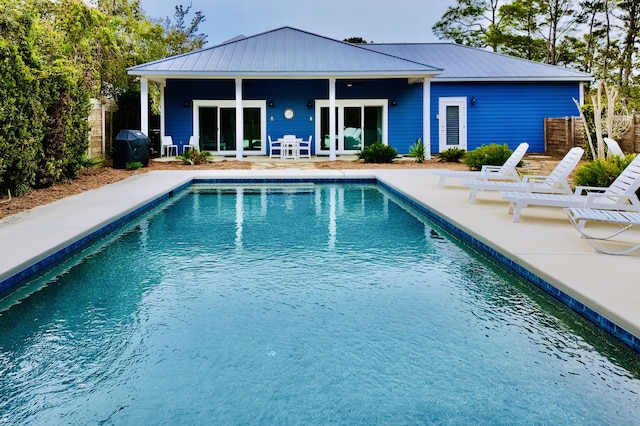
[125,161,144,170]
[80,155,103,169]
[178,149,212,165]
[358,143,398,163]
[573,154,637,187]
[464,144,515,171]
[408,138,426,163]
[438,147,466,163]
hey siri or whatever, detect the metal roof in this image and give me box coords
[129,27,591,83]
[128,27,442,80]
[365,43,591,82]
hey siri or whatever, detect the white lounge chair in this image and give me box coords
[565,207,640,255]
[462,147,583,203]
[603,138,624,157]
[501,155,640,222]
[431,142,529,188]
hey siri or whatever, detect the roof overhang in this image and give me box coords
[433,76,593,83]
[129,71,441,85]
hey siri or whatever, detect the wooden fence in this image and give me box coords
[545,115,640,156]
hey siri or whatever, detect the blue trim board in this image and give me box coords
[2,177,637,353]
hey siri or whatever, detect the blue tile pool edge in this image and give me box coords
[0,181,193,296]
[378,180,640,354]
[1,176,638,354]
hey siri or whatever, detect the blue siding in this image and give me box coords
[165,80,235,148]
[431,81,581,153]
[254,80,326,144]
[164,78,580,155]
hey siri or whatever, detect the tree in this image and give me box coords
[161,4,207,55]
[616,0,640,91]
[432,0,505,51]
[344,37,369,43]
[499,0,547,61]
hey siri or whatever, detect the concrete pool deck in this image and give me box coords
[0,168,639,350]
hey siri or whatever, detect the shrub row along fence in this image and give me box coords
[545,116,640,156]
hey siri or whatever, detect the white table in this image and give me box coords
[278,137,302,160]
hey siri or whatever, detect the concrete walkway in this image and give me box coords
[1,169,638,350]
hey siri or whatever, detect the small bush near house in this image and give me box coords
[179,149,212,165]
[408,138,426,163]
[438,147,466,163]
[358,143,398,163]
[125,161,144,170]
[464,144,515,170]
[80,155,104,169]
[573,154,637,188]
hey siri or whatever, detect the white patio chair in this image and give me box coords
[161,136,178,157]
[603,138,624,157]
[299,135,312,159]
[462,147,583,203]
[430,142,529,188]
[501,154,640,222]
[268,136,282,159]
[183,136,199,154]
[565,207,640,255]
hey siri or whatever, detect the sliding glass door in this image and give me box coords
[316,100,387,155]
[193,100,266,155]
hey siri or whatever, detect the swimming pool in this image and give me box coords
[1,183,639,423]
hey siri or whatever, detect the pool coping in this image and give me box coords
[1,169,639,352]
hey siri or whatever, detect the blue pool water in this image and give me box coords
[1,183,639,424]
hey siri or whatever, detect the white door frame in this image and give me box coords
[192,100,267,155]
[438,97,467,152]
[315,99,388,155]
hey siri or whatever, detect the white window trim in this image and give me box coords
[315,99,388,155]
[192,100,267,155]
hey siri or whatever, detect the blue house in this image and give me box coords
[128,27,590,159]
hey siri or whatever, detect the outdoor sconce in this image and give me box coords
[268,100,275,108]
[307,100,313,109]
[183,101,190,108]
[391,100,398,107]
[470,96,477,106]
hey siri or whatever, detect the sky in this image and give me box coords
[137,0,456,46]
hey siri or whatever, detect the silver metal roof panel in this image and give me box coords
[365,43,591,82]
[129,27,442,78]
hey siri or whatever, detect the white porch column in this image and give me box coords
[235,78,244,160]
[159,82,166,136]
[423,78,431,160]
[329,78,336,161]
[140,77,149,135]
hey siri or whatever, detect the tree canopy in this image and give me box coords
[0,0,206,196]
[433,0,640,104]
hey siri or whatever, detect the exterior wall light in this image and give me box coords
[470,97,477,105]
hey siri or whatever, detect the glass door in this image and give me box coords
[199,107,217,151]
[243,108,262,152]
[193,101,266,155]
[343,107,362,151]
[316,100,386,155]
